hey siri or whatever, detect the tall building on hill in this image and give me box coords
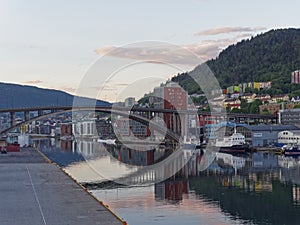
[152,83,188,135]
[153,83,188,111]
[291,70,300,84]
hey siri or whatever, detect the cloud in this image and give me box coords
[95,28,262,64]
[95,46,117,55]
[183,39,236,60]
[95,37,241,63]
[23,80,43,84]
[195,26,266,36]
[235,33,254,39]
[95,44,203,66]
[60,86,76,93]
[116,83,129,87]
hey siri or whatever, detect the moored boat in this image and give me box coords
[282,144,300,157]
[213,129,249,154]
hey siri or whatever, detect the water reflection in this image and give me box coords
[36,139,300,225]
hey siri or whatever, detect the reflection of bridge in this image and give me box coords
[0,105,277,136]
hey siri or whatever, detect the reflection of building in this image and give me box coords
[251,152,278,169]
[117,147,155,166]
[61,140,72,151]
[293,185,300,206]
[220,174,273,192]
[72,140,108,158]
[155,180,188,201]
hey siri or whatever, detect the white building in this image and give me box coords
[72,119,97,138]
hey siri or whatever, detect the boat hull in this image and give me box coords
[215,144,249,154]
[284,150,300,157]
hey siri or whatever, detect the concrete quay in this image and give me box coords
[0,147,125,225]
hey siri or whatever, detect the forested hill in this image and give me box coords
[172,28,300,96]
[0,82,110,109]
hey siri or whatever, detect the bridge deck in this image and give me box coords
[0,148,124,225]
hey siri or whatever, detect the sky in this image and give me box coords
[1,0,300,102]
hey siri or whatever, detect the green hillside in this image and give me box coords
[172,28,300,96]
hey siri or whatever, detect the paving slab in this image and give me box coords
[0,148,124,225]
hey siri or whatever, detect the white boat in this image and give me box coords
[214,128,248,153]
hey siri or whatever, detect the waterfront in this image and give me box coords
[35,138,300,225]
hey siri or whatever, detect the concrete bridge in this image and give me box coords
[0,105,278,139]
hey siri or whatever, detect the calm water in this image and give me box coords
[36,139,300,225]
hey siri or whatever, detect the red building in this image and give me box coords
[153,83,188,133]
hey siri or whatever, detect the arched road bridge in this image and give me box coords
[0,105,278,139]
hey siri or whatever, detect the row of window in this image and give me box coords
[278,137,300,140]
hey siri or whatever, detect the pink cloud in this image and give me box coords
[23,80,43,84]
[195,26,266,36]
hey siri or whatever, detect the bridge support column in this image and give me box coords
[180,113,188,140]
[38,110,43,117]
[24,111,30,121]
[10,112,16,127]
[172,113,176,134]
[175,114,180,135]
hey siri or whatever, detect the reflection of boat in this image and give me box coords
[214,129,248,154]
[282,144,300,157]
[278,155,300,168]
[97,139,116,145]
[216,152,246,169]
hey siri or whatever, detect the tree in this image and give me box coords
[261,108,271,115]
[249,99,263,114]
[239,98,249,113]
[231,108,242,113]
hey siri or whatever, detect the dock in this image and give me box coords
[0,147,125,225]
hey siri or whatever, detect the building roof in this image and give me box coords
[281,108,300,113]
[242,93,255,97]
[213,123,300,132]
[237,124,299,131]
[273,94,288,98]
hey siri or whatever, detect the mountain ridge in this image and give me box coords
[0,82,110,109]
